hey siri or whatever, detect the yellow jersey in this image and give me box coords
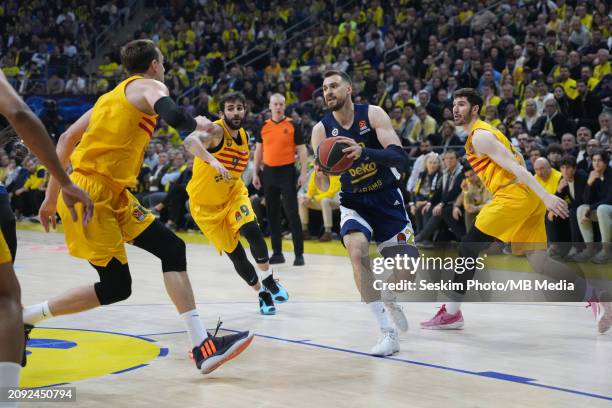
[187,119,250,207]
[70,75,158,189]
[465,120,525,195]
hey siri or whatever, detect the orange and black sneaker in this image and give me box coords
[189,320,254,375]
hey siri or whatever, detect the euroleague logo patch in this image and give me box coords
[331,128,339,136]
[396,232,407,243]
[235,211,242,221]
[358,120,370,135]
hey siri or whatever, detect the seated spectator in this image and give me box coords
[534,157,562,195]
[154,154,193,230]
[531,99,574,143]
[411,106,437,144]
[389,106,405,136]
[459,165,491,233]
[436,121,462,154]
[576,127,592,162]
[484,105,501,128]
[298,172,341,242]
[153,120,182,146]
[398,101,418,146]
[551,155,588,260]
[409,152,442,234]
[46,74,65,94]
[574,150,612,263]
[11,157,46,219]
[578,139,600,173]
[545,143,564,169]
[65,73,87,94]
[570,79,602,132]
[520,98,539,133]
[415,150,464,246]
[594,112,611,148]
[560,133,578,156]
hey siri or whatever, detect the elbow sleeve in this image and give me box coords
[153,96,197,133]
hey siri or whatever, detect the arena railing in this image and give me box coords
[93,0,144,58]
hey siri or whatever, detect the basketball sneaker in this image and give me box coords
[269,253,285,264]
[588,301,612,334]
[420,304,464,330]
[370,328,400,356]
[259,291,276,315]
[384,302,409,332]
[190,323,254,375]
[21,324,33,367]
[262,275,289,303]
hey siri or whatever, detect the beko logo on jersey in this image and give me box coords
[349,162,377,177]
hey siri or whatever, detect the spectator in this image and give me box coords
[11,157,46,219]
[409,152,442,236]
[560,133,578,156]
[411,106,437,144]
[578,138,600,173]
[552,155,588,260]
[531,98,573,142]
[299,172,341,242]
[574,150,612,263]
[545,143,564,169]
[594,112,611,148]
[415,150,465,246]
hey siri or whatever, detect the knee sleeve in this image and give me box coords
[132,220,187,272]
[226,243,259,286]
[239,221,269,264]
[92,258,132,305]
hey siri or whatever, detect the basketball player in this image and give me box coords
[184,92,289,315]
[312,70,415,356]
[421,88,612,334]
[23,39,254,375]
[0,70,93,401]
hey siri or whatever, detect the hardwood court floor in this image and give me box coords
[16,229,612,408]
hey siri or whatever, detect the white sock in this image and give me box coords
[23,301,52,325]
[446,302,461,314]
[180,309,208,347]
[0,362,20,407]
[368,302,393,331]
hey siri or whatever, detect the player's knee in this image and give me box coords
[226,243,258,286]
[93,259,132,305]
[240,221,269,264]
[161,234,186,272]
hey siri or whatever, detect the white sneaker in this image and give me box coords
[384,302,409,332]
[591,301,612,334]
[370,329,400,356]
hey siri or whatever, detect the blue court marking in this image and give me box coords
[158,348,169,357]
[37,326,158,343]
[27,338,77,349]
[138,328,612,402]
[112,364,149,375]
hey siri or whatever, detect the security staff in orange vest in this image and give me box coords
[253,93,309,266]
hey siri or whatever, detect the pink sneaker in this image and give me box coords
[588,302,612,334]
[420,304,464,330]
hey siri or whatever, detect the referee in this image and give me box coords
[253,93,308,266]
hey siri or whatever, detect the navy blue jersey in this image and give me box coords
[320,104,400,194]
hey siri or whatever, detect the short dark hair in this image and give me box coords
[592,149,610,164]
[219,92,247,112]
[546,143,564,155]
[323,70,352,85]
[454,88,483,113]
[559,155,577,167]
[120,39,159,74]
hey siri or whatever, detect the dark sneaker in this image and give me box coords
[293,255,305,266]
[262,275,289,303]
[269,253,286,264]
[259,291,276,315]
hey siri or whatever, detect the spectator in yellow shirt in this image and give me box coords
[534,157,562,194]
[97,56,119,78]
[299,172,341,242]
[593,49,611,83]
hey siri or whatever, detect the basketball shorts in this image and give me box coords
[475,182,547,253]
[0,229,11,264]
[339,188,415,248]
[190,183,257,254]
[57,171,155,267]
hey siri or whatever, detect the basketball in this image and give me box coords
[316,137,354,175]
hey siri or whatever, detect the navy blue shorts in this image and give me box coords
[339,188,414,246]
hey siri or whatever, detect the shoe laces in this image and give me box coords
[435,304,447,317]
[266,278,280,293]
[211,317,223,338]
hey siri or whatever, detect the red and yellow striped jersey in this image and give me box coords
[187,119,250,206]
[464,119,525,195]
[70,75,157,188]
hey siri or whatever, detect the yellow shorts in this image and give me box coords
[475,182,547,253]
[0,229,12,264]
[190,186,257,254]
[58,171,155,267]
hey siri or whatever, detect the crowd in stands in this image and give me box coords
[1,0,611,262]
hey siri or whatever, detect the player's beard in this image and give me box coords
[454,112,471,126]
[225,115,245,130]
[327,94,347,111]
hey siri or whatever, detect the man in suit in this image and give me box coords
[530,99,574,142]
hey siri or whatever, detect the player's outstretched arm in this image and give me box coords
[141,79,214,133]
[471,129,569,219]
[311,121,330,192]
[183,127,230,180]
